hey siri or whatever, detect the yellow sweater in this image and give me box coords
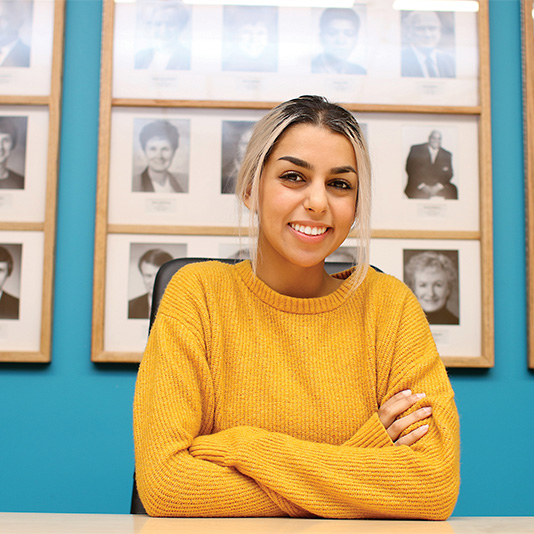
[134,260,460,519]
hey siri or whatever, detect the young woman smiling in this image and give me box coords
[133,96,460,519]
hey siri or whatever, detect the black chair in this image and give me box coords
[130,257,362,514]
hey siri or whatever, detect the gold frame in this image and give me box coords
[0,0,66,362]
[523,0,534,368]
[92,0,493,367]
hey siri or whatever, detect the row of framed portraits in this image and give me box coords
[0,0,65,362]
[107,107,480,232]
[112,0,480,106]
[92,0,494,367]
[98,233,483,369]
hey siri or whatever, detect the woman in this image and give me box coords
[134,96,459,519]
[132,120,187,193]
[405,250,459,325]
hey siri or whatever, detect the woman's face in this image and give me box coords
[252,123,358,272]
[413,267,451,313]
[144,137,175,173]
[0,132,13,165]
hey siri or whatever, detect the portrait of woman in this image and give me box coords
[222,6,278,72]
[132,119,189,193]
[134,96,459,519]
[404,249,460,325]
[220,120,255,194]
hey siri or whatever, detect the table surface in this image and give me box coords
[0,514,533,534]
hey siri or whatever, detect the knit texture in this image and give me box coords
[133,260,460,518]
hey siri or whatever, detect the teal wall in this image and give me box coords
[0,0,533,515]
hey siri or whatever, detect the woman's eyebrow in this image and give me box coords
[278,156,312,170]
[278,157,357,176]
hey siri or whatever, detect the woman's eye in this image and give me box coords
[329,179,352,190]
[280,172,303,183]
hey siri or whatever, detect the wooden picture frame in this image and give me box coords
[523,0,534,368]
[0,0,65,362]
[92,0,493,367]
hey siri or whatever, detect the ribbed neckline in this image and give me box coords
[233,260,368,314]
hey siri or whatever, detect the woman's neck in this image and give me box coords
[254,253,342,298]
[147,168,168,186]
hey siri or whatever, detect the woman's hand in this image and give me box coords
[378,389,432,446]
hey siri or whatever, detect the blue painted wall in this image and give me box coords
[0,0,532,515]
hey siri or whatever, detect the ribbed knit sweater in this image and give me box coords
[133,260,460,519]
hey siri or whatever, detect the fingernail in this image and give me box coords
[422,406,432,414]
[420,424,429,432]
[402,389,412,395]
[416,393,426,399]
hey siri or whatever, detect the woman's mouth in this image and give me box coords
[289,223,329,236]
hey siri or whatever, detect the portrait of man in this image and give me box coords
[222,6,278,72]
[0,116,27,190]
[401,10,456,78]
[221,120,255,195]
[134,0,191,71]
[404,249,459,325]
[132,119,189,193]
[128,247,173,320]
[404,129,457,200]
[0,244,20,320]
[312,8,366,75]
[0,0,31,68]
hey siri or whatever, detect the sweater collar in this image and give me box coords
[234,260,362,314]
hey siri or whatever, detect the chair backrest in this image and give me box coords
[131,257,368,514]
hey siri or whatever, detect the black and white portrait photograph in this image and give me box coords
[404,128,457,200]
[0,115,27,190]
[400,10,456,79]
[403,249,459,326]
[312,7,366,75]
[134,0,191,71]
[220,120,255,195]
[128,242,186,320]
[0,0,32,68]
[0,242,21,320]
[132,118,190,193]
[222,5,278,72]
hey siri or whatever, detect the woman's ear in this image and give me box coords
[243,184,253,210]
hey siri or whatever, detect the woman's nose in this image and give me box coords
[304,182,328,213]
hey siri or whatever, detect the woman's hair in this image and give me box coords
[404,251,457,291]
[0,245,14,276]
[0,117,17,148]
[139,121,179,152]
[138,248,173,271]
[235,95,371,290]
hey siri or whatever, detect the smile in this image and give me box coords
[289,223,329,236]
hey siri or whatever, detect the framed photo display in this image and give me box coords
[92,0,494,368]
[522,0,534,369]
[0,0,65,362]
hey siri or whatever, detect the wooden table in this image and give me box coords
[0,514,533,534]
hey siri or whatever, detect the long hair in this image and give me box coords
[235,95,371,290]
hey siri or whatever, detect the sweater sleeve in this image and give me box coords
[189,290,460,520]
[133,277,285,517]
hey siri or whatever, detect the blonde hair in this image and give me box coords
[235,95,371,290]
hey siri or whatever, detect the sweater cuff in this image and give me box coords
[342,412,394,448]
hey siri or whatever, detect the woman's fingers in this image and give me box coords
[395,424,429,447]
[378,389,427,428]
[388,406,432,442]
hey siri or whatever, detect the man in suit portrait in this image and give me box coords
[401,11,455,78]
[0,0,30,68]
[0,245,19,320]
[132,119,188,193]
[312,8,366,75]
[128,248,173,319]
[404,130,457,200]
[135,1,191,71]
[0,117,24,190]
